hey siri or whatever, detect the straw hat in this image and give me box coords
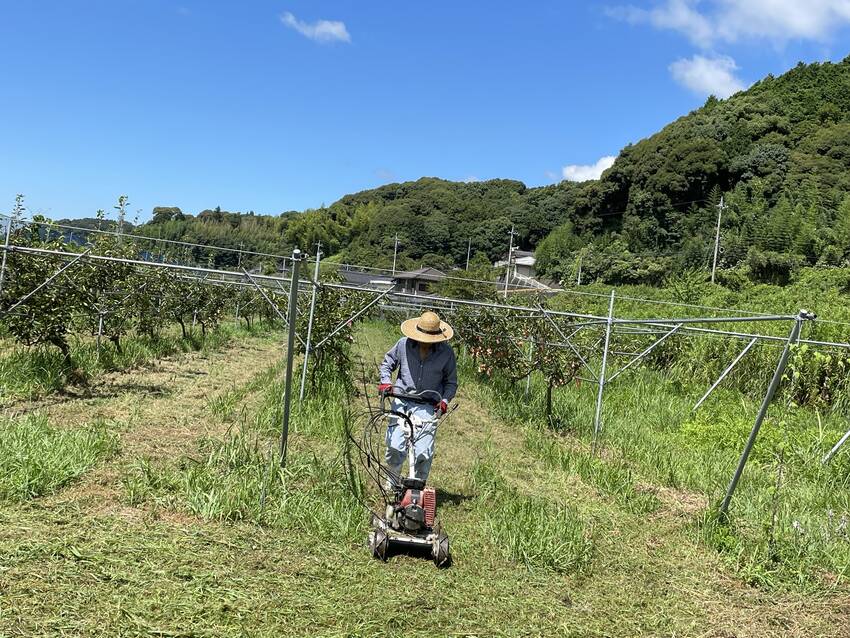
[401,311,454,343]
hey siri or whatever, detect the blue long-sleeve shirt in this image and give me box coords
[379,337,458,402]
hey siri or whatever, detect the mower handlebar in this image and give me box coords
[379,390,453,420]
[384,390,444,404]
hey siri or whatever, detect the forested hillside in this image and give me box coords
[129,55,850,285]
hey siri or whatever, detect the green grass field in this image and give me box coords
[1,321,849,637]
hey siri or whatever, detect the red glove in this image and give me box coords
[436,400,448,415]
[378,383,393,396]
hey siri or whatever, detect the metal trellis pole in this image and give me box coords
[235,242,243,326]
[299,242,321,401]
[606,323,682,383]
[280,248,303,467]
[692,337,758,411]
[0,248,91,318]
[538,306,597,380]
[592,290,615,449]
[525,338,533,396]
[719,311,809,516]
[312,288,392,352]
[823,426,850,464]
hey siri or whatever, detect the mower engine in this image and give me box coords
[398,486,436,532]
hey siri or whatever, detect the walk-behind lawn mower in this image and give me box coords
[351,390,453,568]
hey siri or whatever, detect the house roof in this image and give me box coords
[393,266,446,282]
[494,256,536,268]
[339,269,394,288]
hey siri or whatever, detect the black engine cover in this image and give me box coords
[402,504,426,531]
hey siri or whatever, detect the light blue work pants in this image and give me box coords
[384,398,437,487]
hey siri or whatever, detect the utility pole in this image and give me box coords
[391,234,400,277]
[503,225,517,299]
[711,196,726,284]
[576,250,583,286]
[465,238,472,270]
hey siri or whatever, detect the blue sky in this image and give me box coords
[2,1,850,222]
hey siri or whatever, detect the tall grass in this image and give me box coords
[468,457,594,573]
[0,323,272,403]
[464,337,850,588]
[123,364,363,542]
[0,414,118,501]
[459,355,659,514]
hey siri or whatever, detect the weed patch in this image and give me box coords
[0,414,118,501]
[469,457,594,573]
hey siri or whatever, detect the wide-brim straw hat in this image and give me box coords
[401,311,454,343]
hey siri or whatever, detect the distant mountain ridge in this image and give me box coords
[80,54,850,285]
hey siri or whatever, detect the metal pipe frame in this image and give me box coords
[322,281,606,323]
[299,244,322,401]
[8,244,292,284]
[1,212,294,264]
[241,268,306,348]
[5,243,850,355]
[719,312,807,515]
[0,217,13,295]
[692,338,758,411]
[312,288,393,352]
[11,245,843,349]
[0,249,92,317]
[279,249,303,467]
[822,427,850,464]
[612,314,796,326]
[592,291,616,449]
[537,306,598,380]
[606,324,683,383]
[17,214,850,332]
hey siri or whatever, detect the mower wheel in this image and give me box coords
[370,529,389,562]
[433,526,451,568]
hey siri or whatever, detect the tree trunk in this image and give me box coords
[49,335,72,364]
[109,334,123,354]
[545,382,553,426]
[177,318,187,339]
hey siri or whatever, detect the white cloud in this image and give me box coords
[669,54,746,97]
[562,156,616,182]
[713,0,850,43]
[611,0,850,47]
[463,175,480,183]
[611,0,714,48]
[280,12,351,43]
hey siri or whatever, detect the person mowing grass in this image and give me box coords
[378,311,457,488]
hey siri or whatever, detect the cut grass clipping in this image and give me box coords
[0,414,118,501]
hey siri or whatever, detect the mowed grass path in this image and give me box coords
[1,326,848,636]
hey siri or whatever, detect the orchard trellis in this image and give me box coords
[4,209,850,516]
